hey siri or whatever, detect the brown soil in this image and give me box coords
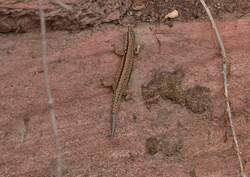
[1,1,250,177]
[0,0,250,32]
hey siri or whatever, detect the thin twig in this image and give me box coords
[199,1,247,177]
[49,0,73,11]
[38,1,63,177]
[153,0,161,53]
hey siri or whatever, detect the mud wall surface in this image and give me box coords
[1,16,250,176]
[1,1,250,177]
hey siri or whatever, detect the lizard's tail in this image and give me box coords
[111,114,116,138]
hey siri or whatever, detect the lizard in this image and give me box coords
[110,26,140,138]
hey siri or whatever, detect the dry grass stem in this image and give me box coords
[38,1,64,177]
[199,0,247,177]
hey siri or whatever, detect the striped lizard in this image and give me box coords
[111,26,140,138]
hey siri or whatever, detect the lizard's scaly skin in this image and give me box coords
[111,26,136,138]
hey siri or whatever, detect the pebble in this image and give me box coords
[165,10,179,19]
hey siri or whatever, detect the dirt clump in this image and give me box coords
[142,69,212,114]
[185,85,212,114]
[0,0,131,32]
[159,69,185,105]
[142,68,185,107]
[0,9,39,33]
[145,135,183,158]
[145,137,159,155]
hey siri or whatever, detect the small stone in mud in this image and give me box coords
[145,137,159,155]
[132,2,145,11]
[185,85,212,114]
